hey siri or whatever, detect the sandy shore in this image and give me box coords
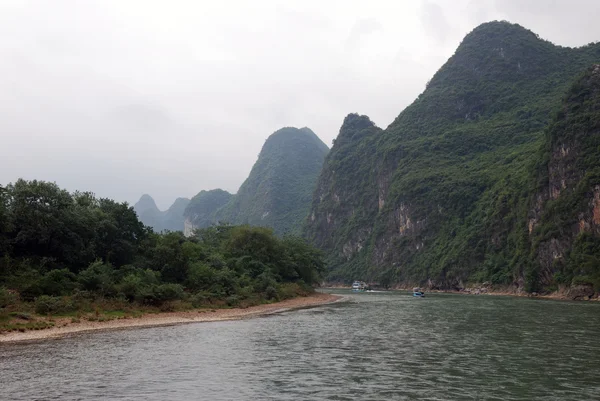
[0,293,342,344]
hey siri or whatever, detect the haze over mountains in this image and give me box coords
[133,195,190,233]
[135,127,329,236]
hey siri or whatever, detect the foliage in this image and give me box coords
[0,179,324,315]
[305,21,600,291]
[34,295,74,315]
[0,287,17,308]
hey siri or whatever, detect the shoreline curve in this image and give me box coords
[0,292,343,344]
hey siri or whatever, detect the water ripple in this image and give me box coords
[2,291,600,400]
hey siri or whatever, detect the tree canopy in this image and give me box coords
[0,179,325,316]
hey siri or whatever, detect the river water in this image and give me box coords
[2,290,600,400]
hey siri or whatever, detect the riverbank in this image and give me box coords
[0,292,342,344]
[423,285,600,301]
[323,284,599,301]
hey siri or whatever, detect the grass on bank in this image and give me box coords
[0,282,313,333]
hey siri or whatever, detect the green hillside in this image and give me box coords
[216,127,329,235]
[183,189,233,235]
[305,21,600,293]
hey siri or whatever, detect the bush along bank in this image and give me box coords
[0,180,326,333]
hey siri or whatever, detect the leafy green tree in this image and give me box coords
[6,180,87,268]
[148,232,189,283]
[39,269,77,296]
[77,261,116,296]
[224,226,279,266]
[0,179,326,310]
[280,236,325,285]
[186,261,215,291]
[94,198,147,267]
[0,185,8,251]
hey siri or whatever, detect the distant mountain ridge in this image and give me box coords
[133,195,189,232]
[139,126,328,236]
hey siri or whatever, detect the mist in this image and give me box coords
[2,0,600,208]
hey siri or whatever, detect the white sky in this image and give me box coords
[2,0,600,209]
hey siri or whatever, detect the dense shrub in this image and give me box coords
[34,295,74,315]
[189,292,210,308]
[226,295,240,307]
[0,287,18,308]
[137,284,185,306]
[186,262,215,291]
[40,269,77,296]
[77,261,116,295]
[264,286,277,300]
[278,282,310,300]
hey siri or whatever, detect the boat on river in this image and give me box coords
[352,281,367,292]
[413,287,425,297]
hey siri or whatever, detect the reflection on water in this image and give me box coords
[2,291,600,400]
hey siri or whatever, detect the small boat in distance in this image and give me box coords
[413,287,425,297]
[352,281,367,292]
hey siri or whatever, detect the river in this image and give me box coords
[2,290,599,400]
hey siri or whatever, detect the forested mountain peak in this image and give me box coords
[215,126,329,235]
[388,21,600,139]
[306,21,600,294]
[341,113,376,130]
[260,126,329,155]
[134,194,159,213]
[431,21,562,88]
[334,113,379,146]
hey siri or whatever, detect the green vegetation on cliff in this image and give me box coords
[306,21,600,293]
[0,179,325,330]
[528,65,600,293]
[216,127,329,236]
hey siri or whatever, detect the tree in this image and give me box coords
[0,184,8,254]
[94,198,147,267]
[224,226,279,266]
[5,179,91,269]
[280,236,325,285]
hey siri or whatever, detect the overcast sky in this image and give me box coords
[2,0,600,209]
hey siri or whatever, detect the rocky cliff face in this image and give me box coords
[528,65,600,293]
[305,21,600,292]
[306,114,383,278]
